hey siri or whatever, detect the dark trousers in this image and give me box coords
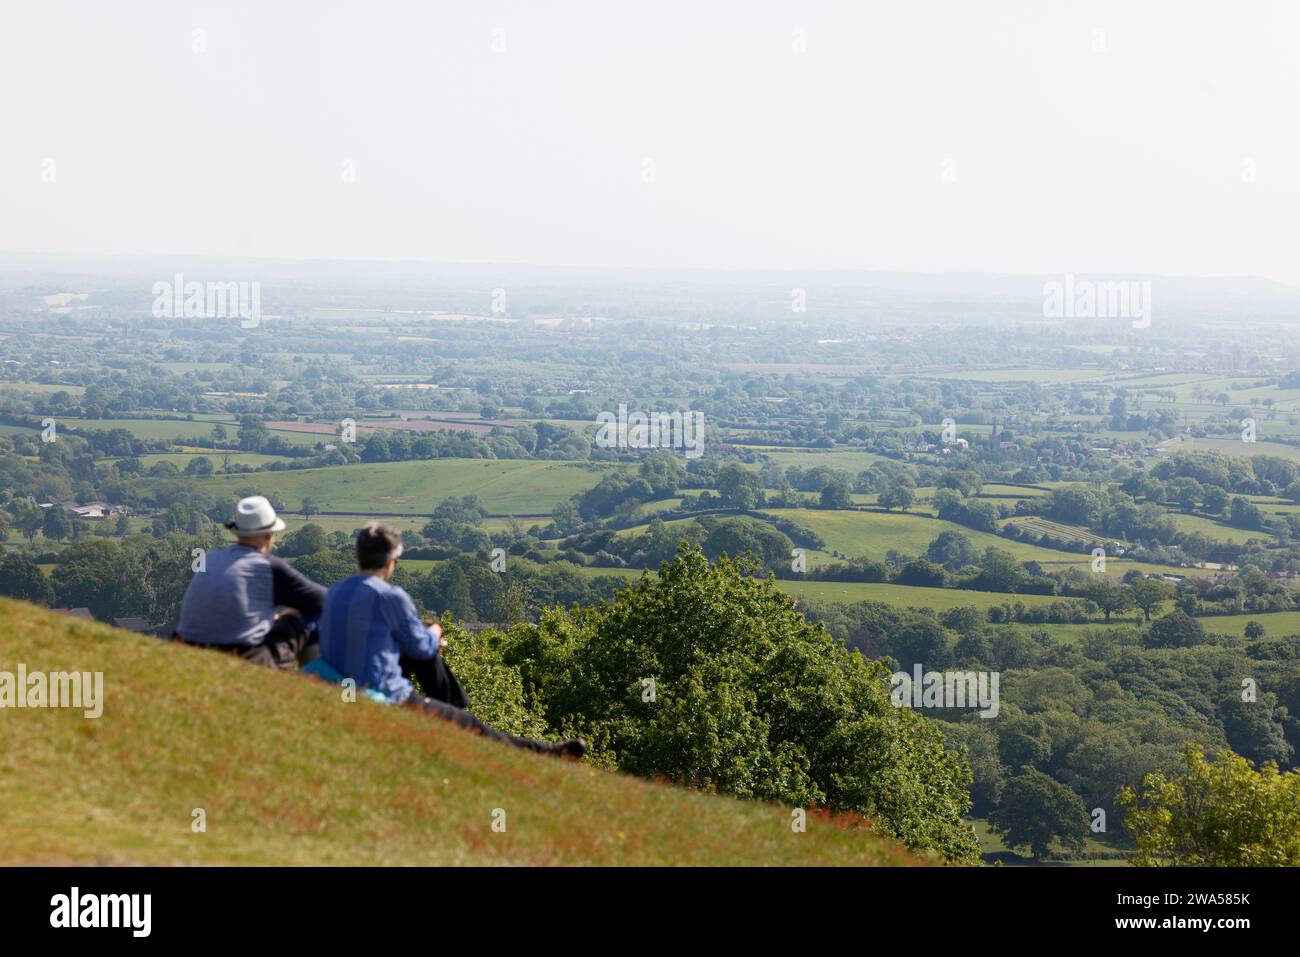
[400,652,471,710]
[401,691,556,753]
[399,653,555,754]
[174,614,316,671]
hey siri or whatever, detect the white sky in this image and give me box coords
[2,0,1297,282]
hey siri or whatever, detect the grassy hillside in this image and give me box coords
[0,599,921,866]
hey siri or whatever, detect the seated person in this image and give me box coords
[318,522,585,758]
[174,495,325,669]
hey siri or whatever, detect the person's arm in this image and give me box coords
[267,554,327,620]
[383,587,440,659]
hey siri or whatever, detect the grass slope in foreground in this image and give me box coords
[0,599,919,866]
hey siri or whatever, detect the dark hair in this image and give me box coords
[356,522,403,570]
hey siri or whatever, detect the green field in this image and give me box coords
[1166,512,1274,545]
[980,484,1049,498]
[137,451,295,469]
[57,417,237,442]
[765,507,1090,564]
[44,415,336,449]
[1003,515,1103,547]
[1162,436,1300,462]
[1195,610,1300,639]
[158,361,237,373]
[1033,559,1220,579]
[0,381,86,395]
[549,565,1097,616]
[192,459,613,516]
[282,515,545,543]
[0,599,919,866]
[780,579,1074,611]
[613,506,1198,579]
[634,497,684,517]
[994,605,1300,644]
[739,449,892,474]
[284,514,433,537]
[970,818,1126,866]
[927,368,1112,384]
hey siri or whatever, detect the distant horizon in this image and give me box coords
[1,248,1295,289]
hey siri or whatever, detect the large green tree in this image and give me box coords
[878,479,915,512]
[12,500,44,543]
[501,547,980,863]
[41,505,72,542]
[51,539,150,619]
[1085,579,1135,620]
[989,768,1090,860]
[0,555,55,605]
[714,463,763,511]
[1128,578,1174,622]
[1119,745,1300,866]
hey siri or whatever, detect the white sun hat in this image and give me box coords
[225,495,287,535]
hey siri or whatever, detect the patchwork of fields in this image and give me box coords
[15,410,1297,636]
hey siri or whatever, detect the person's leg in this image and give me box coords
[297,624,321,665]
[245,614,309,670]
[400,653,471,710]
[402,692,583,757]
[236,642,278,667]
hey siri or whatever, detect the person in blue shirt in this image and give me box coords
[319,522,586,758]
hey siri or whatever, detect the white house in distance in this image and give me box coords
[37,500,124,520]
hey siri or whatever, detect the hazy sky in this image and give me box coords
[3,1,1297,282]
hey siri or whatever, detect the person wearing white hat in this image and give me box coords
[172,495,326,668]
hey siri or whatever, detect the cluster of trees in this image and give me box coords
[801,596,1299,860]
[556,452,690,527]
[352,420,591,463]
[1009,478,1293,563]
[1042,485,1179,544]
[804,542,1063,599]
[1146,450,1300,499]
[442,549,981,863]
[933,488,1000,532]
[0,528,635,630]
[429,544,1300,865]
[1170,567,1300,617]
[0,534,222,626]
[552,457,979,538]
[1119,745,1300,866]
[562,515,793,572]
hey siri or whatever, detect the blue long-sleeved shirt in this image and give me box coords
[318,574,439,704]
